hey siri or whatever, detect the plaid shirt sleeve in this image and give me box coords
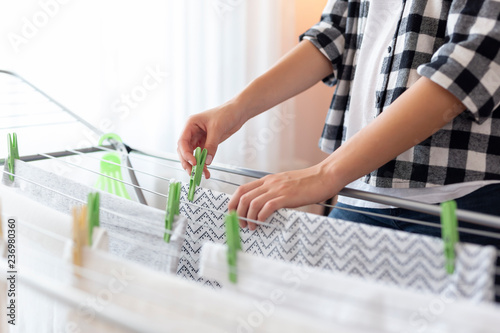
[417,0,500,124]
[299,0,348,86]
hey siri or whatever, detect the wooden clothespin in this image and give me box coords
[7,133,19,181]
[188,147,208,202]
[225,210,241,284]
[72,193,103,270]
[441,200,459,274]
[72,206,88,269]
[164,180,181,243]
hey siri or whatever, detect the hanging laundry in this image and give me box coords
[199,242,500,333]
[48,246,335,333]
[0,180,182,333]
[0,185,73,333]
[177,185,496,302]
[3,160,186,274]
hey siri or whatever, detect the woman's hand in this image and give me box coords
[177,41,335,178]
[177,102,244,178]
[227,164,340,230]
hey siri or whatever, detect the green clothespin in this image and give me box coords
[87,192,100,246]
[7,133,19,181]
[441,200,459,274]
[164,180,181,243]
[225,210,241,284]
[95,133,131,200]
[187,147,207,202]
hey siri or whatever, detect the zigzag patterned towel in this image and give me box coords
[177,185,497,302]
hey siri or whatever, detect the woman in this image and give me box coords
[177,0,500,246]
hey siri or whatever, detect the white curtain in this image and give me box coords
[159,0,296,173]
[71,0,298,174]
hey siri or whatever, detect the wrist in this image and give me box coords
[231,87,262,123]
[220,94,251,128]
[316,155,351,195]
[211,97,247,130]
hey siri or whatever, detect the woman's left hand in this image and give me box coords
[227,164,338,230]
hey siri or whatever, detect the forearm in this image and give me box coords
[233,40,333,124]
[228,76,467,228]
[320,77,466,192]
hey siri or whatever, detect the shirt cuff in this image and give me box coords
[299,22,344,87]
[417,46,500,124]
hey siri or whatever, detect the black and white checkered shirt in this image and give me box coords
[301,0,500,188]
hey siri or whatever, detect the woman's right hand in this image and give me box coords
[177,102,244,178]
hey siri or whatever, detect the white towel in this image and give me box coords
[0,169,186,332]
[65,246,339,333]
[200,242,500,333]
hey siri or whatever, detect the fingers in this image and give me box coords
[204,132,219,166]
[257,197,282,224]
[177,134,196,176]
[202,130,217,178]
[228,176,289,231]
[238,188,269,230]
[177,117,204,173]
[177,114,221,179]
[179,142,196,165]
[228,180,263,228]
[203,165,211,179]
[177,146,193,175]
[245,194,285,231]
[227,169,329,231]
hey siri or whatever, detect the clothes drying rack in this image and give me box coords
[2,69,500,228]
[2,70,500,332]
